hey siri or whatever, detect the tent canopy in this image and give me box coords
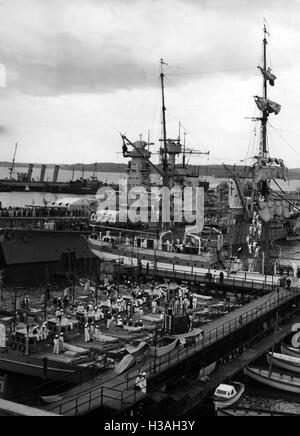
[47,197,96,210]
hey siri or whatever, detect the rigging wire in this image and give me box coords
[268,122,300,160]
[123,76,161,136]
[168,66,255,77]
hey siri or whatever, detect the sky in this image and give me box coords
[1,0,300,169]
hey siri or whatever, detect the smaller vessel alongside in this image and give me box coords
[213,382,245,410]
[244,366,300,394]
[280,343,300,359]
[267,352,300,374]
[217,407,298,417]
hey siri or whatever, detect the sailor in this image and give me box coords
[84,323,90,343]
[53,335,60,355]
[94,306,100,321]
[89,322,95,339]
[63,295,69,310]
[166,240,171,252]
[32,325,40,342]
[41,322,49,341]
[59,333,64,353]
[151,300,157,314]
[53,296,58,309]
[24,295,30,311]
[106,311,112,329]
[135,372,147,394]
[286,276,292,290]
[57,297,63,310]
[56,309,63,323]
[99,307,105,320]
[116,316,124,328]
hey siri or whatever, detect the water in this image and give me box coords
[0,167,127,208]
[278,240,300,267]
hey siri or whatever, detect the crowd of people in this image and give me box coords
[0,204,90,218]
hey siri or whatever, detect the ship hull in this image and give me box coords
[0,229,94,266]
[0,348,79,380]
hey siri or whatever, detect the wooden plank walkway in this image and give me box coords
[41,286,300,416]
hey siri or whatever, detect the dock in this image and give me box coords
[0,399,60,417]
[140,264,278,294]
[37,286,300,416]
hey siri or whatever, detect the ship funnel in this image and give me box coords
[52,165,60,183]
[40,164,46,182]
[27,164,34,182]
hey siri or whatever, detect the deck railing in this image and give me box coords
[142,265,277,292]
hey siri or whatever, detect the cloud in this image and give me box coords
[0,125,9,135]
[1,0,300,97]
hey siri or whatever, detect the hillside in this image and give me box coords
[1,162,300,179]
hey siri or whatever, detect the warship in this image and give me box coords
[0,150,105,195]
[88,28,298,275]
[0,198,97,283]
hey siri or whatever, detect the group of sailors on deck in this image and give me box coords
[0,205,88,218]
[246,211,262,257]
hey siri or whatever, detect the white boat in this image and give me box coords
[213,382,245,410]
[244,366,300,394]
[148,338,179,358]
[40,395,64,404]
[267,352,300,374]
[281,343,300,358]
[217,407,296,417]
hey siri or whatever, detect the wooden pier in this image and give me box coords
[38,286,300,416]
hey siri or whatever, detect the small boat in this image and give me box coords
[281,343,300,358]
[244,366,300,394]
[148,337,179,358]
[40,395,64,404]
[125,341,149,357]
[213,382,245,410]
[114,354,135,375]
[217,407,298,417]
[267,352,300,374]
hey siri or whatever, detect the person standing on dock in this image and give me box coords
[59,333,64,353]
[219,271,224,286]
[286,276,292,290]
[24,295,30,312]
[53,335,60,355]
[106,311,112,329]
[84,323,90,342]
[135,372,147,394]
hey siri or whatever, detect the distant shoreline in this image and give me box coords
[1,162,300,179]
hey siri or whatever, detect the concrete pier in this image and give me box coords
[0,399,60,416]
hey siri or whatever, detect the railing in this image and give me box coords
[9,354,115,407]
[142,265,277,292]
[46,287,300,415]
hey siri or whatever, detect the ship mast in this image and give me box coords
[9,142,18,180]
[261,24,268,159]
[160,58,169,188]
